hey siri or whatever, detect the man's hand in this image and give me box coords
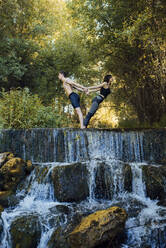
[84,87,89,95]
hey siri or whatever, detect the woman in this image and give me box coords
[84,75,113,128]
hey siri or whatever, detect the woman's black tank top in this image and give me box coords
[100,87,111,98]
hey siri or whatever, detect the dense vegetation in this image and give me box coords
[0,0,166,128]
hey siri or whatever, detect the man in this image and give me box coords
[58,71,87,129]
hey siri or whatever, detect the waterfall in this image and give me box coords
[131,163,146,198]
[1,128,163,163]
[0,128,166,247]
[0,164,69,248]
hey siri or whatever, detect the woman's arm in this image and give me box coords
[87,82,106,90]
[87,88,100,93]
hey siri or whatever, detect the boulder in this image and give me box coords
[10,214,41,248]
[142,164,166,205]
[94,162,132,200]
[68,206,127,248]
[0,157,33,191]
[0,153,34,208]
[124,164,132,192]
[0,205,3,214]
[51,162,89,202]
[0,152,14,168]
[48,210,86,248]
[0,191,12,207]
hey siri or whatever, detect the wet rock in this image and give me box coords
[127,225,166,248]
[147,226,166,248]
[0,154,34,208]
[94,162,113,199]
[54,205,71,214]
[68,206,127,248]
[0,190,23,208]
[0,191,13,208]
[94,162,132,200]
[124,164,132,192]
[51,162,89,202]
[142,164,166,205]
[48,210,89,248]
[0,152,14,168]
[111,195,147,218]
[48,226,69,248]
[0,205,4,214]
[10,214,41,248]
[0,157,33,191]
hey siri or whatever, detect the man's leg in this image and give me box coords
[75,107,85,129]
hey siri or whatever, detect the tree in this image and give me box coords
[68,0,166,125]
[0,0,95,105]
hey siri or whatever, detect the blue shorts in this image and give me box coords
[69,92,80,108]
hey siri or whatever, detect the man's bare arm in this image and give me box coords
[65,78,86,90]
[73,85,88,92]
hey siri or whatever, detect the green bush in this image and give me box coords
[0,88,67,129]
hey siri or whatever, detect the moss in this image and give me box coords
[7,153,15,160]
[71,206,126,234]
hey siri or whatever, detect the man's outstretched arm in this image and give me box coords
[65,78,87,90]
[58,72,88,92]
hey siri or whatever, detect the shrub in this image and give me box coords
[0,88,66,129]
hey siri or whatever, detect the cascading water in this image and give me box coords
[0,128,166,247]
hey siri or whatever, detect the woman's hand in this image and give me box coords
[84,87,89,94]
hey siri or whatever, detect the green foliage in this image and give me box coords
[68,0,166,125]
[0,88,69,129]
[0,0,95,105]
[118,118,140,129]
[0,38,39,89]
[0,0,166,128]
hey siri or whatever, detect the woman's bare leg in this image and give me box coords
[75,107,85,129]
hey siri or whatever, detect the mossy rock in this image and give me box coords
[48,209,88,248]
[68,206,127,248]
[0,152,14,169]
[124,164,132,192]
[10,214,41,248]
[0,154,34,194]
[0,190,13,207]
[142,164,166,205]
[51,162,89,202]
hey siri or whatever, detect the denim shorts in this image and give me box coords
[69,92,80,108]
